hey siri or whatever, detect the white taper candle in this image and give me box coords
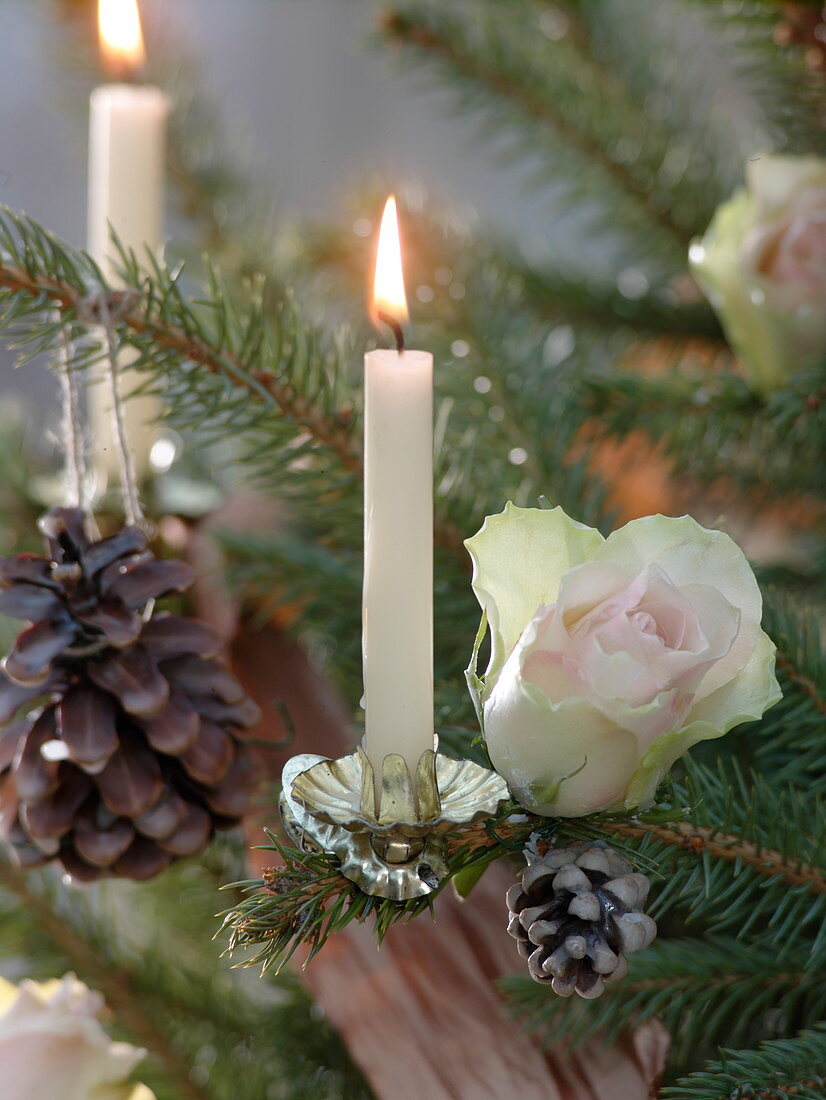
[88,0,168,486]
[363,197,435,782]
[363,348,435,779]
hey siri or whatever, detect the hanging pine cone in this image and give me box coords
[0,507,261,882]
[506,840,656,999]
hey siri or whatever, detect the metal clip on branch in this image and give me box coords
[279,743,510,900]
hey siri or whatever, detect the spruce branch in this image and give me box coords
[223,628,823,973]
[379,4,694,252]
[582,364,826,498]
[661,1022,826,1100]
[222,769,823,975]
[0,207,469,560]
[752,592,826,791]
[597,819,823,895]
[684,0,826,155]
[503,936,826,1066]
[455,809,826,897]
[506,254,724,341]
[222,835,434,974]
[0,258,360,475]
[777,653,826,716]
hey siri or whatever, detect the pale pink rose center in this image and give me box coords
[747,199,826,291]
[521,562,740,744]
[630,610,658,637]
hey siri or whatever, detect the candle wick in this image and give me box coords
[102,58,141,84]
[376,311,405,355]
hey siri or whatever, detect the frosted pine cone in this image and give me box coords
[506,840,656,998]
[0,507,261,882]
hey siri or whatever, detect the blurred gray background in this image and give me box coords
[1,0,542,237]
[1,0,548,407]
[0,0,764,408]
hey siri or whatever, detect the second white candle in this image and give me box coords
[88,0,169,487]
[363,347,435,783]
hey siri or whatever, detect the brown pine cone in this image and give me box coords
[506,840,656,999]
[0,507,261,882]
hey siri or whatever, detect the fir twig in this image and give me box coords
[0,258,361,475]
[661,1022,826,1100]
[503,935,826,1067]
[776,653,826,716]
[506,253,724,341]
[222,780,824,975]
[449,804,826,895]
[752,592,826,791]
[597,820,824,896]
[379,5,694,250]
[0,213,469,559]
[582,363,826,498]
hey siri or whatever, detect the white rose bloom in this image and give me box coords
[465,504,782,817]
[0,973,155,1100]
[689,154,826,392]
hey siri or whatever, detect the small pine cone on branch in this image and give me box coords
[0,507,261,882]
[506,840,656,999]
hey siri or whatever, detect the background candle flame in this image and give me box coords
[98,0,145,74]
[372,196,409,326]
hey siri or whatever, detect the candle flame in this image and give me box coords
[98,0,145,75]
[371,196,409,327]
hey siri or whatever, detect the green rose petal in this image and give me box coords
[464,502,603,693]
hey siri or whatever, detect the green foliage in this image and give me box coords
[679,0,826,159]
[380,0,700,264]
[583,363,826,500]
[222,753,826,990]
[499,764,825,1077]
[656,761,825,966]
[0,205,358,504]
[503,936,826,1071]
[505,251,724,340]
[750,590,826,790]
[1,0,824,1095]
[490,583,826,1082]
[661,1022,826,1100]
[222,834,438,975]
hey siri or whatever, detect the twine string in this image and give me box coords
[79,288,145,528]
[54,317,88,511]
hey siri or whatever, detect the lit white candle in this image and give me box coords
[363,198,435,782]
[88,0,169,486]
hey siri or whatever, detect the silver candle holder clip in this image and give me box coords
[279,744,510,901]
